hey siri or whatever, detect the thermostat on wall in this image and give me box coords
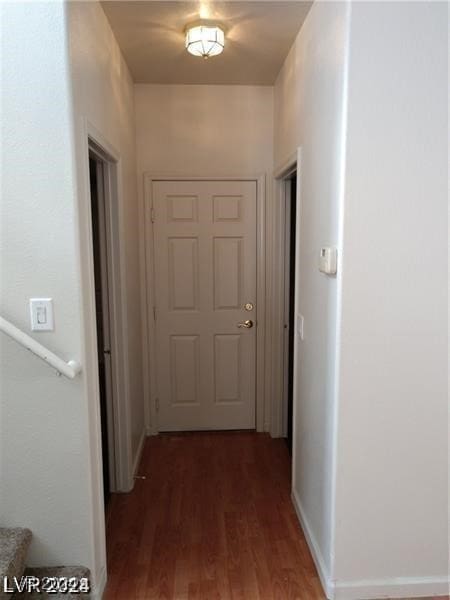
[319,247,337,275]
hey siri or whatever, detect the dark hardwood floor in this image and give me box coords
[104,431,324,599]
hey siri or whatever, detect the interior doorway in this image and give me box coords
[88,144,117,503]
[272,153,300,451]
[283,172,297,453]
[281,170,297,454]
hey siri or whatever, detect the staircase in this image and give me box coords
[0,528,90,599]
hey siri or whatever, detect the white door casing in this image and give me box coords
[152,180,257,431]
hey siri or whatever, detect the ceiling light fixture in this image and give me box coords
[185,23,225,59]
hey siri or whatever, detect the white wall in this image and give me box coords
[1,1,144,595]
[135,85,273,177]
[275,1,448,597]
[134,84,273,430]
[333,2,448,596]
[273,1,351,589]
[68,1,145,481]
[0,0,100,587]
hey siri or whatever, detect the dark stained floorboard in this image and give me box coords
[104,432,326,599]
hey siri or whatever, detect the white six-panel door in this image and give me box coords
[152,180,257,431]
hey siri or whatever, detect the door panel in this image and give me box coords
[170,335,200,405]
[214,334,241,403]
[213,237,243,309]
[153,180,257,431]
[168,237,199,310]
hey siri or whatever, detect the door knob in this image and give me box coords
[237,319,253,329]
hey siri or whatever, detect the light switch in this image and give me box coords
[296,313,304,341]
[319,246,338,275]
[37,306,47,324]
[30,298,54,331]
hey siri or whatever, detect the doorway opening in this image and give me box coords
[271,152,300,454]
[88,142,118,503]
[283,171,297,454]
[281,169,297,455]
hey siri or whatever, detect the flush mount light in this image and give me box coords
[185,23,225,59]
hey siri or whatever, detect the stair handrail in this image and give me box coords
[0,315,81,379]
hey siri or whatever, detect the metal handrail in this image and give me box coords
[0,316,81,379]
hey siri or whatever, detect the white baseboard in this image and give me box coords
[91,565,107,600]
[334,576,450,599]
[132,428,146,477]
[291,489,334,599]
[290,490,448,600]
[121,428,147,492]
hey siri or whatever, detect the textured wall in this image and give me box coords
[68,0,145,480]
[334,1,448,593]
[273,1,350,584]
[275,1,448,596]
[1,1,145,595]
[135,84,273,177]
[0,0,97,581]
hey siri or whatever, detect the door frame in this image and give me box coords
[270,149,302,439]
[142,174,267,433]
[88,148,117,495]
[80,120,133,493]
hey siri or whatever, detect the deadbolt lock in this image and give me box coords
[244,302,254,311]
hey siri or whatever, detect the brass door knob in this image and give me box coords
[237,319,253,329]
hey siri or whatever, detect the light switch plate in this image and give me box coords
[319,246,338,275]
[30,298,54,331]
[296,313,304,340]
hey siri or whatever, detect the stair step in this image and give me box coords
[0,527,32,599]
[11,566,91,599]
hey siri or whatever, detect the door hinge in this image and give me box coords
[153,306,157,321]
[155,398,159,412]
[150,207,155,223]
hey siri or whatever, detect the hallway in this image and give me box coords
[104,432,324,599]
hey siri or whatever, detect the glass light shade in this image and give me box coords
[185,25,225,58]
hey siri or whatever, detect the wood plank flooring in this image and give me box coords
[104,432,324,599]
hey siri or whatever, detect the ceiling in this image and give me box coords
[101,1,312,85]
